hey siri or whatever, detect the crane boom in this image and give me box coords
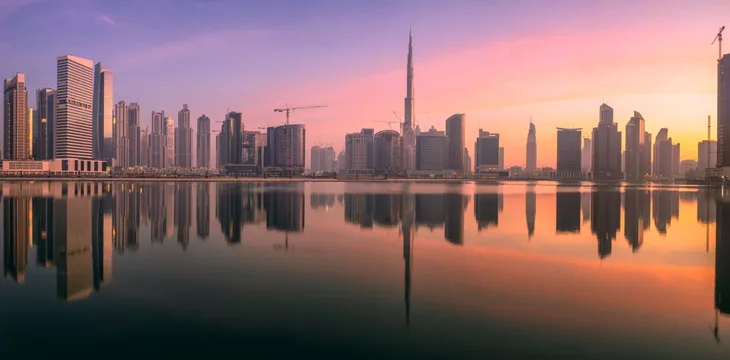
[713,26,725,61]
[272,104,327,176]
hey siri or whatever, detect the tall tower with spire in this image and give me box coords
[402,26,417,173]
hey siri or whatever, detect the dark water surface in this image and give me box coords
[1,181,730,358]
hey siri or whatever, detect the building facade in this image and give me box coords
[699,140,718,175]
[139,128,149,167]
[114,101,129,167]
[556,128,582,178]
[445,113,465,173]
[475,130,499,173]
[35,88,54,160]
[127,103,140,166]
[719,54,730,169]
[526,122,537,172]
[150,111,166,169]
[592,103,622,180]
[374,130,401,174]
[175,104,193,168]
[416,127,448,171]
[4,73,28,160]
[345,132,368,171]
[653,128,673,179]
[197,114,211,168]
[265,124,306,174]
[56,55,94,159]
[625,111,648,182]
[165,116,174,168]
[92,63,114,163]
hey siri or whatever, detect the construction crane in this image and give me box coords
[273,104,327,176]
[713,26,725,61]
[372,120,402,131]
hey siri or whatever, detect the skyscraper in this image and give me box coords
[526,122,537,172]
[266,124,305,173]
[28,107,34,158]
[362,128,375,170]
[557,128,582,178]
[128,102,140,166]
[56,55,94,159]
[139,128,149,167]
[475,130,499,173]
[445,113,465,173]
[498,147,504,171]
[699,140,718,175]
[35,88,54,160]
[672,143,681,177]
[3,73,28,160]
[374,130,401,174]
[346,132,368,171]
[311,145,322,171]
[654,128,673,179]
[718,54,730,169]
[175,104,192,168]
[402,27,416,172]
[625,111,647,181]
[165,116,174,167]
[92,63,113,163]
[581,137,592,173]
[416,127,448,171]
[643,132,652,177]
[150,111,166,169]
[592,103,622,180]
[114,101,129,167]
[197,114,210,168]
[46,90,56,158]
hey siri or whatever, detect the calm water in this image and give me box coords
[1,181,729,358]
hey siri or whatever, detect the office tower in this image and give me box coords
[56,55,94,159]
[28,107,34,158]
[591,103,622,180]
[242,131,267,172]
[266,124,306,173]
[464,148,471,174]
[643,132,652,177]
[653,128,673,179]
[139,128,149,167]
[92,63,113,162]
[345,132,368,171]
[474,129,499,173]
[150,111,166,169]
[699,140,718,175]
[362,128,375,169]
[498,147,504,171]
[46,90,56,158]
[556,192,581,233]
[164,117,174,167]
[374,130,401,174]
[402,28,416,172]
[311,146,322,171]
[416,126,448,171]
[174,104,192,168]
[35,88,53,160]
[526,122,537,171]
[581,138,592,173]
[672,143,681,177]
[557,128,582,178]
[337,150,346,171]
[127,102,140,166]
[114,101,129,167]
[445,113,465,173]
[322,146,335,172]
[3,73,28,160]
[197,114,211,168]
[227,112,244,165]
[719,54,730,168]
[218,120,232,167]
[625,111,647,181]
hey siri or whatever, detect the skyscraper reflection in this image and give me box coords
[526,186,536,238]
[216,183,244,244]
[3,196,30,283]
[401,186,415,326]
[652,190,677,234]
[344,193,374,228]
[715,198,730,318]
[581,191,591,223]
[54,190,94,301]
[148,183,167,243]
[555,191,580,233]
[310,193,335,211]
[699,191,717,224]
[591,189,620,259]
[264,183,305,232]
[444,193,468,246]
[474,193,502,231]
[32,197,54,267]
[112,183,140,252]
[196,183,210,240]
[175,183,192,250]
[92,192,113,290]
[373,193,402,228]
[624,189,650,252]
[415,194,444,230]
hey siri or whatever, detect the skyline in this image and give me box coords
[2,0,729,167]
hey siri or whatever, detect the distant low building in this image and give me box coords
[2,158,108,175]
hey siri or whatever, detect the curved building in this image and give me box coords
[374,130,401,174]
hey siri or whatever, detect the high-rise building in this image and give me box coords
[526,122,537,171]
[653,128,673,179]
[625,111,648,181]
[475,129,499,173]
[592,103,622,180]
[374,130,401,174]
[311,145,322,171]
[362,128,375,170]
[35,88,54,160]
[337,150,346,171]
[445,113,465,173]
[139,128,149,167]
[150,111,166,169]
[92,63,113,163]
[643,132,652,177]
[128,103,140,166]
[581,138,592,173]
[699,140,718,175]
[557,128,582,178]
[165,116,174,167]
[114,101,129,167]
[498,147,504,171]
[402,28,416,172]
[197,114,210,168]
[718,54,730,169]
[175,104,192,168]
[416,126,448,171]
[3,73,28,160]
[672,143,681,177]
[346,132,368,171]
[46,90,56,158]
[219,120,232,168]
[265,124,305,174]
[56,55,94,159]
[28,107,34,158]
[464,147,471,174]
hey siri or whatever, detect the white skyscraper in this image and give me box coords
[56,55,94,159]
[165,116,175,167]
[402,27,416,173]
